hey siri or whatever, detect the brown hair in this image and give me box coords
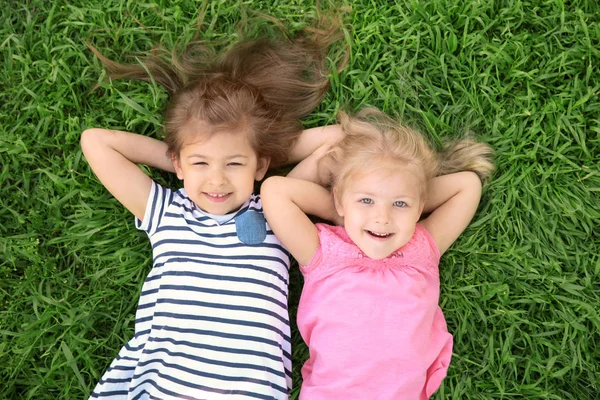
[88,10,348,167]
[325,108,494,197]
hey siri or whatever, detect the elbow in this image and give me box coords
[80,128,97,156]
[466,170,483,187]
[461,171,483,196]
[322,125,344,147]
[81,128,102,152]
[307,125,344,153]
[81,128,112,157]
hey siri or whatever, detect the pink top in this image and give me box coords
[297,223,453,400]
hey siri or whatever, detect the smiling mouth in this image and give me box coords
[204,192,232,202]
[366,230,394,239]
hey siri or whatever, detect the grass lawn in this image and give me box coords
[1,0,598,399]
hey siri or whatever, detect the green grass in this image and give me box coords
[1,0,599,399]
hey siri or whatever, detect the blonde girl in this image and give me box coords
[82,15,346,400]
[261,108,494,399]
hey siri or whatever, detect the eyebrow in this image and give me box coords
[187,154,249,160]
[354,191,417,200]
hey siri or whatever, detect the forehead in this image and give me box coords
[342,167,423,199]
[179,120,256,156]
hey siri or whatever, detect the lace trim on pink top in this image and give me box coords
[301,223,440,279]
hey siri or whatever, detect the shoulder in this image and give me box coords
[315,222,347,237]
[315,223,351,246]
[301,223,355,276]
[402,224,441,267]
[135,181,178,234]
[147,181,184,210]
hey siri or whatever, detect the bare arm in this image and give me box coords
[287,125,343,164]
[80,128,174,220]
[420,171,483,255]
[286,143,333,184]
[261,176,337,265]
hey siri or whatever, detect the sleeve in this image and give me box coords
[416,223,441,267]
[134,180,173,237]
[299,223,334,276]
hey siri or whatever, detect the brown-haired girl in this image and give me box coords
[261,108,494,399]
[81,14,345,400]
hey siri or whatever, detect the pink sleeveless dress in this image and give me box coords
[297,223,453,400]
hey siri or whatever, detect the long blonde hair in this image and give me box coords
[88,11,348,167]
[326,108,494,196]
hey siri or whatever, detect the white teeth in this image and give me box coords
[207,193,228,198]
[368,231,391,237]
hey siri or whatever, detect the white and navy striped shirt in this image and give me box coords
[90,181,292,400]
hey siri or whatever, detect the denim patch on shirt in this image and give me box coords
[236,210,267,245]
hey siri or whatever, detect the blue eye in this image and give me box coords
[360,198,373,204]
[394,201,407,207]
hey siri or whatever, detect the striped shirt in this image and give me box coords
[90,181,292,400]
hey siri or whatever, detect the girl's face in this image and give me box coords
[334,166,424,260]
[173,126,269,215]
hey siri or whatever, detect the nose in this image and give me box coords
[374,205,391,225]
[208,167,227,186]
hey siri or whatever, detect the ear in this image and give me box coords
[254,157,270,181]
[172,154,184,180]
[332,187,345,217]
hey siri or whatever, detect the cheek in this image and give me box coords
[184,168,200,181]
[245,169,259,183]
[337,198,355,218]
[411,209,422,223]
[233,170,256,189]
[344,209,364,229]
[394,213,413,226]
